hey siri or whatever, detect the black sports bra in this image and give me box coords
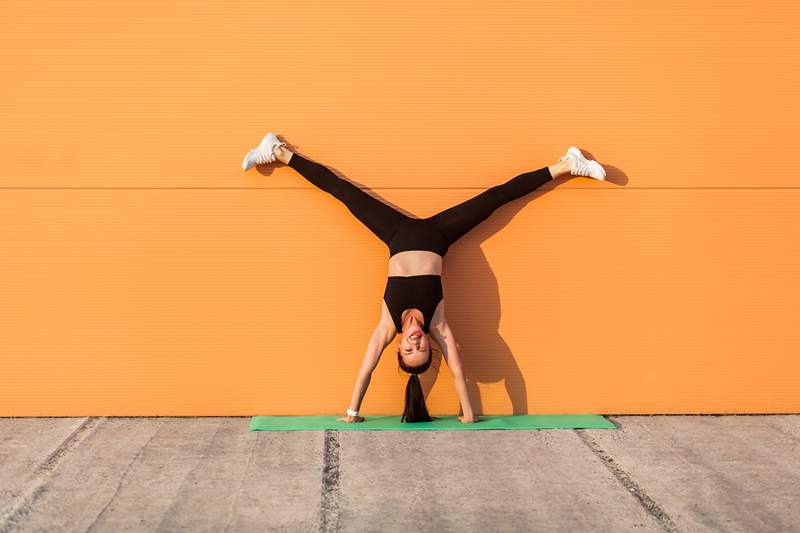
[383,275,443,333]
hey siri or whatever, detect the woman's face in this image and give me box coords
[399,313,429,366]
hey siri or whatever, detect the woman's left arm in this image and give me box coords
[430,322,476,421]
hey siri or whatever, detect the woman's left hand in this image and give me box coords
[458,415,479,423]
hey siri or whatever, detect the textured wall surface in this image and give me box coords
[2,1,798,415]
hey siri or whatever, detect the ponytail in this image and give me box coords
[398,347,434,423]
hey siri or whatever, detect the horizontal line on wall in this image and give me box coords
[2,187,800,190]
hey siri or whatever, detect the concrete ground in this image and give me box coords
[0,415,798,533]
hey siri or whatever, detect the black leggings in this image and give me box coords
[287,152,553,249]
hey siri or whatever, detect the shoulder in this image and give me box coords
[379,299,398,341]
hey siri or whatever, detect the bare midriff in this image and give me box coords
[387,250,443,277]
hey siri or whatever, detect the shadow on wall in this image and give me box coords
[261,141,626,414]
[426,191,544,416]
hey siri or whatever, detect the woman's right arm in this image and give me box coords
[338,322,393,422]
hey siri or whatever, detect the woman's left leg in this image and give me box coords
[430,165,561,246]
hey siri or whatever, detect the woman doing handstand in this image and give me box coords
[242,133,606,423]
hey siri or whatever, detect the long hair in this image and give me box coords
[397,347,434,422]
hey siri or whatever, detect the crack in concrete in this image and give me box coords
[0,417,104,533]
[153,417,222,532]
[318,430,341,533]
[221,428,258,533]
[574,427,681,533]
[85,418,165,533]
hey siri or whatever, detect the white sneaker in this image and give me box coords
[241,132,286,171]
[559,146,606,180]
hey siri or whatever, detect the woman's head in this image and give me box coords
[397,308,430,368]
[397,327,431,368]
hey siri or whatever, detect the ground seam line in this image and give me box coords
[574,425,681,533]
[319,429,342,533]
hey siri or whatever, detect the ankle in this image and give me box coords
[275,146,293,164]
[548,159,571,179]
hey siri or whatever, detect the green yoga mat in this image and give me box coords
[250,414,614,431]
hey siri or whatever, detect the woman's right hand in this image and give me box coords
[337,414,365,423]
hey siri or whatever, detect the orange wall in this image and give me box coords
[2,1,798,415]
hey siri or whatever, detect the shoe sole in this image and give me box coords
[242,148,257,171]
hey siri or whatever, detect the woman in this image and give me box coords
[242,132,606,423]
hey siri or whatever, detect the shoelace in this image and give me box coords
[254,147,276,165]
[573,158,590,176]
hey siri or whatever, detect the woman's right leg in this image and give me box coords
[282,150,409,246]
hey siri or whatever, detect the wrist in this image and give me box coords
[346,408,359,417]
